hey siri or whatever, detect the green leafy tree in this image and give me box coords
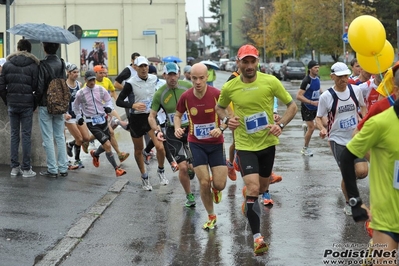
[187,41,199,58]
[201,0,222,48]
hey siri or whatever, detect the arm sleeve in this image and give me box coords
[116,82,133,108]
[36,63,46,102]
[115,68,131,84]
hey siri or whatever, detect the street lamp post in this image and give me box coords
[260,6,266,63]
[342,0,346,63]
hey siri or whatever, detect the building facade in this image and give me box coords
[0,0,187,76]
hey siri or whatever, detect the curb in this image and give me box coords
[35,178,129,266]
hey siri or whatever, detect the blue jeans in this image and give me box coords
[8,106,33,170]
[38,106,68,174]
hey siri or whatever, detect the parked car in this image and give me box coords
[225,61,236,72]
[268,62,283,79]
[279,60,306,81]
[219,58,229,71]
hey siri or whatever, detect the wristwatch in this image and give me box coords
[278,123,284,129]
[348,197,362,207]
[154,130,160,137]
[219,126,226,133]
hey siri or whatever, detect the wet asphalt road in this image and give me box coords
[0,71,376,266]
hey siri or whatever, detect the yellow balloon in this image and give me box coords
[348,15,386,56]
[357,40,394,74]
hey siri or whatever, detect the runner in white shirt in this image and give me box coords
[316,62,368,216]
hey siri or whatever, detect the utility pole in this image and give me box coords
[5,0,11,55]
[260,7,266,63]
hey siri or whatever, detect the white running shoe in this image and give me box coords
[22,169,36,178]
[11,166,23,176]
[142,178,153,191]
[157,170,169,185]
[344,203,352,216]
[301,147,313,157]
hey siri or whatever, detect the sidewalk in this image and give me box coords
[0,114,134,265]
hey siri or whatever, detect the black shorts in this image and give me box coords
[189,142,226,168]
[301,104,317,121]
[235,146,276,177]
[87,121,110,145]
[128,113,151,138]
[165,126,189,164]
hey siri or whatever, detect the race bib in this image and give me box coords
[91,115,106,125]
[168,112,189,125]
[244,111,268,134]
[394,160,399,190]
[312,90,320,99]
[339,115,356,129]
[194,122,215,139]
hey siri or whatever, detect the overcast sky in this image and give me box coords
[185,0,214,31]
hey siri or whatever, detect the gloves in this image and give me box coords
[104,107,112,114]
[77,117,84,126]
[352,206,369,222]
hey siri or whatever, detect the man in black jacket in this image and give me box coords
[35,42,68,178]
[0,39,39,177]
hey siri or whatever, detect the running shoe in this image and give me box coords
[82,142,89,154]
[74,160,84,169]
[302,123,308,136]
[157,169,169,185]
[270,172,282,184]
[343,203,352,216]
[262,191,274,206]
[11,166,23,176]
[142,150,152,165]
[185,193,196,207]
[170,160,179,173]
[301,147,313,157]
[211,187,222,204]
[364,221,373,238]
[254,236,269,256]
[227,160,237,181]
[115,167,127,177]
[118,152,130,163]
[22,168,36,178]
[90,150,100,168]
[202,214,217,230]
[361,238,373,266]
[141,178,152,191]
[66,142,73,157]
[110,117,118,129]
[188,168,195,180]
[115,119,129,130]
[68,163,79,170]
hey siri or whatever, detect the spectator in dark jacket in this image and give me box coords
[0,39,39,177]
[36,42,68,178]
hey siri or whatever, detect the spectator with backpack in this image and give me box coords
[36,42,69,178]
[0,39,39,177]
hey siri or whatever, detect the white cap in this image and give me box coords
[0,58,6,67]
[134,56,149,66]
[331,62,351,76]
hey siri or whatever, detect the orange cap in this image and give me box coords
[237,44,259,60]
[93,65,104,72]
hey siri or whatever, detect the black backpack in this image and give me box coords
[42,60,70,115]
